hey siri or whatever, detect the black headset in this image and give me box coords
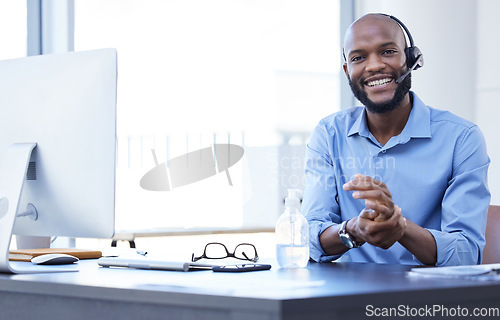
[383,14,423,82]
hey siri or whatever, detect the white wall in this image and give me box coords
[354,0,500,204]
[476,0,500,205]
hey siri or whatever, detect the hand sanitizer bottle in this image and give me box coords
[275,189,309,268]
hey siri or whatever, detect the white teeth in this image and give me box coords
[367,78,392,87]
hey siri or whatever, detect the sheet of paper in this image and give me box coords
[408,263,500,280]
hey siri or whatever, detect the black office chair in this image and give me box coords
[482,205,500,264]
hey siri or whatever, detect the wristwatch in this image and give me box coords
[338,220,364,249]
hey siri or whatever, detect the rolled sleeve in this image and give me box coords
[307,212,341,262]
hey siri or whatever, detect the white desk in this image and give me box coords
[1,260,500,320]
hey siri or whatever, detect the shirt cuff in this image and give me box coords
[427,228,480,266]
[309,220,344,262]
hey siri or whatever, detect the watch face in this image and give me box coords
[339,233,355,249]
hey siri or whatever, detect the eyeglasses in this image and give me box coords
[191,242,259,262]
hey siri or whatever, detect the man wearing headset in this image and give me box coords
[302,13,490,266]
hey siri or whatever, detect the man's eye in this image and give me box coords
[383,49,396,55]
[351,56,363,62]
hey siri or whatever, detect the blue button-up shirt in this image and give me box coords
[302,92,490,266]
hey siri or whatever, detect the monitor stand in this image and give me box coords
[0,143,77,274]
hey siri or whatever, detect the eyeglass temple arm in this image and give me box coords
[241,251,259,262]
[192,253,203,262]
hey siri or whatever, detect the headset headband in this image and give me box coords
[382,14,414,48]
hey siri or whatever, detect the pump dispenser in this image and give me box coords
[275,189,309,268]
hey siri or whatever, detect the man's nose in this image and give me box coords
[365,54,385,72]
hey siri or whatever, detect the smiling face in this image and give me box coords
[343,14,411,113]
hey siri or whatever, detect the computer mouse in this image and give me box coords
[31,253,79,265]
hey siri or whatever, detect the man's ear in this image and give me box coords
[343,63,349,78]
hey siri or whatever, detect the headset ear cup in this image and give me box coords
[405,46,424,70]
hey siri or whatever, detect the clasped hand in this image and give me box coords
[342,174,407,249]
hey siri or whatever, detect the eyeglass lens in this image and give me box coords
[203,243,257,261]
[234,244,257,261]
[204,243,229,259]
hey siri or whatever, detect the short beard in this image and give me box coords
[348,73,412,114]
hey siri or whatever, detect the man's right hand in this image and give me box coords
[348,205,407,249]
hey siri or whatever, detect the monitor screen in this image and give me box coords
[0,49,117,243]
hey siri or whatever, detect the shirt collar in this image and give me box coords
[347,91,432,140]
[347,107,369,137]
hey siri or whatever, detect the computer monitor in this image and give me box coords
[0,49,117,273]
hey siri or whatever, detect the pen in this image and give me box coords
[136,250,148,256]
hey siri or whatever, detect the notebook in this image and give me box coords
[97,257,214,272]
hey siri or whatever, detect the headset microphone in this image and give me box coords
[396,50,423,84]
